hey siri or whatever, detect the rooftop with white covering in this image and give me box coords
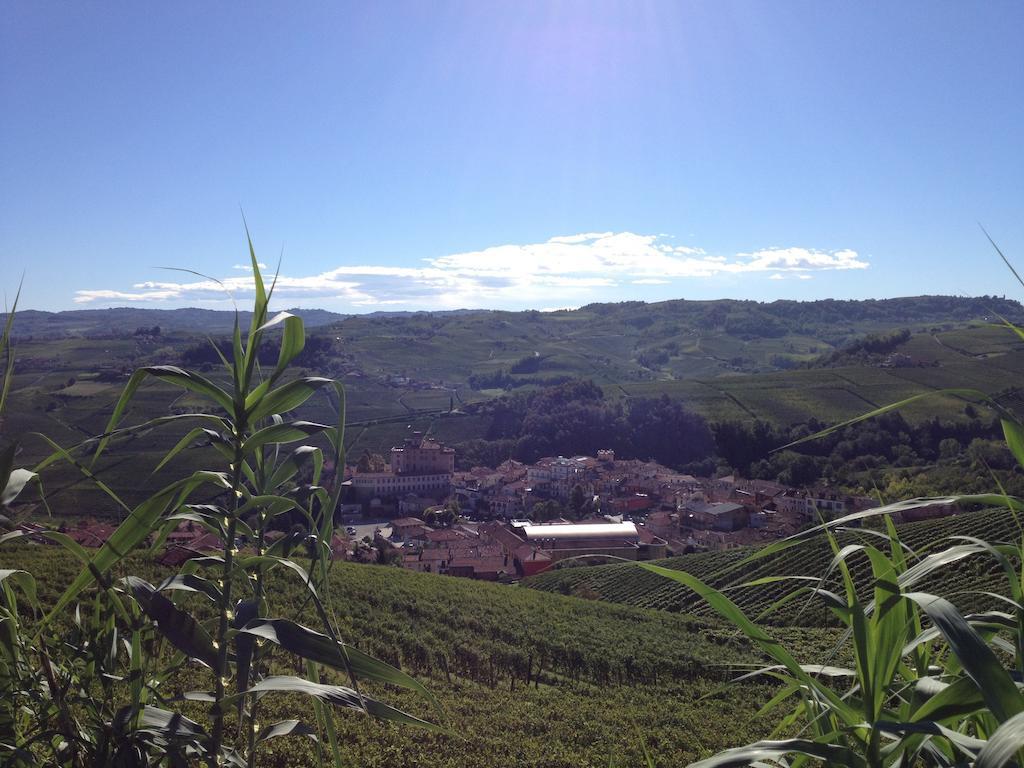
[520,521,639,541]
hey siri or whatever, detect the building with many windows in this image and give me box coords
[349,432,455,502]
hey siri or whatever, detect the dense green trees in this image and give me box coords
[727,412,1020,493]
[465,381,713,468]
[459,377,1019,499]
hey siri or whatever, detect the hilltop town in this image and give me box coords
[24,429,970,584]
[329,432,880,580]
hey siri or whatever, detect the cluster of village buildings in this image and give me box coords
[15,432,892,582]
[337,433,889,579]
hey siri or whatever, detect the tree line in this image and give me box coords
[459,379,714,470]
[455,378,1020,496]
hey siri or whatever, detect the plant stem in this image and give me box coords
[245,504,267,768]
[209,446,244,766]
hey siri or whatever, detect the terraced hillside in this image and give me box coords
[2,545,840,767]
[524,506,1021,626]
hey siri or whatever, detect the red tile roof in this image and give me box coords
[425,528,469,543]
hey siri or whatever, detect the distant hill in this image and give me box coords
[6,294,1024,517]
[3,306,348,339]
[9,294,1020,343]
[315,294,1024,386]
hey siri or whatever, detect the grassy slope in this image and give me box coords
[1,544,837,767]
[523,506,1021,626]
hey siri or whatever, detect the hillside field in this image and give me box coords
[524,506,1019,625]
[0,543,845,767]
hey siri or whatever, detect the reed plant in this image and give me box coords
[0,239,439,767]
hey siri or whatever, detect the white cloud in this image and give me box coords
[74,232,867,308]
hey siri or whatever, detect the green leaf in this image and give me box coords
[687,738,861,768]
[267,445,320,490]
[256,311,306,377]
[247,377,332,423]
[123,576,219,668]
[910,676,986,723]
[239,229,270,393]
[232,315,244,392]
[255,310,294,335]
[153,427,225,475]
[898,543,989,591]
[1,468,35,506]
[245,226,268,331]
[94,366,233,463]
[732,663,857,682]
[248,676,442,731]
[256,719,318,744]
[0,279,21,415]
[236,555,319,598]
[114,704,207,740]
[241,421,330,455]
[45,470,230,623]
[638,563,858,723]
[233,599,260,719]
[904,591,1024,723]
[264,530,315,558]
[144,366,234,412]
[0,570,37,608]
[1002,419,1024,472]
[976,709,1024,768]
[238,618,436,702]
[876,721,985,756]
[275,314,305,373]
[155,574,222,603]
[323,379,347,515]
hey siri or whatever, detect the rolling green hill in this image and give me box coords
[322,294,1023,383]
[5,295,1024,517]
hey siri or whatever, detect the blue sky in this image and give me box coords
[2,1,1022,313]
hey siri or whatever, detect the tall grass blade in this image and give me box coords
[247,676,443,731]
[904,591,1024,722]
[975,709,1024,768]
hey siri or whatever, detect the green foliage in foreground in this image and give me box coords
[613,244,1024,767]
[636,497,1024,767]
[0,246,440,767]
[4,544,806,767]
